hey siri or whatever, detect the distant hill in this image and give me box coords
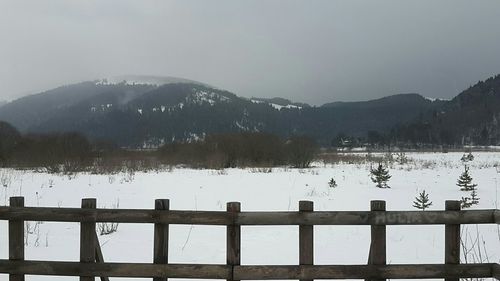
[1,74,500,147]
[95,75,212,87]
[395,74,500,145]
[322,93,447,109]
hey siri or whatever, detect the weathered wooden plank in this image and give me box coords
[94,233,110,281]
[445,201,461,281]
[80,199,96,281]
[0,261,494,279]
[2,255,491,280]
[0,206,497,225]
[154,199,169,281]
[233,264,494,280]
[227,202,241,281]
[493,263,500,280]
[299,201,313,281]
[236,210,497,225]
[369,200,386,281]
[0,260,231,279]
[0,207,231,224]
[9,197,24,281]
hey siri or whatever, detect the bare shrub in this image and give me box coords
[317,152,385,165]
[285,136,317,168]
[249,167,273,173]
[460,225,492,281]
[97,199,120,235]
[97,222,119,236]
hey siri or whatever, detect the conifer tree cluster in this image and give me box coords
[370,163,391,188]
[413,190,433,210]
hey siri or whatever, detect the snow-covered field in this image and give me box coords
[0,152,499,281]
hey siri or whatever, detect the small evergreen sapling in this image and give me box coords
[328,178,337,188]
[370,163,391,188]
[457,165,477,191]
[470,189,480,205]
[460,152,474,163]
[413,190,432,210]
[396,152,408,164]
[461,196,473,209]
[462,189,480,209]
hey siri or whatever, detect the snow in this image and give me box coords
[250,99,302,110]
[424,97,450,102]
[235,121,248,131]
[90,104,113,113]
[0,152,499,281]
[187,90,230,106]
[269,103,302,110]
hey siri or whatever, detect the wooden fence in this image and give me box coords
[0,196,499,280]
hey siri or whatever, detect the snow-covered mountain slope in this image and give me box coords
[0,83,448,148]
[2,73,500,147]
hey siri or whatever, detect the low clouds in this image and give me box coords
[1,0,500,104]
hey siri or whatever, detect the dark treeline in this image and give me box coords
[0,121,318,173]
[330,126,485,151]
[159,133,317,169]
[0,121,94,172]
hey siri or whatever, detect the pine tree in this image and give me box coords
[413,190,432,210]
[470,189,480,205]
[370,163,391,188]
[461,196,473,209]
[457,165,477,191]
[328,178,337,188]
[460,152,474,162]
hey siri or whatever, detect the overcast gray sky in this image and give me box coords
[1,0,500,105]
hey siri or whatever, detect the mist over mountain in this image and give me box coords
[1,74,500,147]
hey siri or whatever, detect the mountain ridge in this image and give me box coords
[1,74,499,147]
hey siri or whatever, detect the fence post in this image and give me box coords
[299,200,314,281]
[227,202,241,281]
[370,200,386,281]
[9,197,24,281]
[94,232,110,281]
[154,199,170,281]
[445,200,461,281]
[80,198,96,281]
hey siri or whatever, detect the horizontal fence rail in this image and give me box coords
[494,263,500,279]
[1,197,499,281]
[0,207,498,225]
[0,261,497,279]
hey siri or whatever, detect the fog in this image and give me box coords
[1,0,500,105]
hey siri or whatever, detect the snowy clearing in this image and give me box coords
[0,152,499,281]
